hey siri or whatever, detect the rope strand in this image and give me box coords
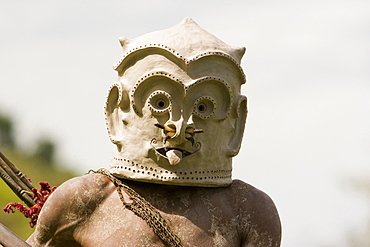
[89,168,182,247]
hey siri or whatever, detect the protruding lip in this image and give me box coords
[155,147,194,158]
[150,137,201,161]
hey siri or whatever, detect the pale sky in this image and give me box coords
[1,1,369,246]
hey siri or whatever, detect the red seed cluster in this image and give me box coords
[3,181,57,228]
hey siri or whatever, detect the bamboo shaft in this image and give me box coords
[0,152,34,191]
[0,223,31,247]
[0,152,36,207]
[0,169,35,207]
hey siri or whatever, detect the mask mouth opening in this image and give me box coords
[156,147,193,157]
[150,138,201,165]
[155,146,200,165]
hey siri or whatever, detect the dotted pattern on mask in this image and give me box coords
[185,76,233,120]
[111,157,232,181]
[112,44,246,84]
[131,71,184,115]
[105,82,124,144]
[147,90,172,114]
[192,96,216,119]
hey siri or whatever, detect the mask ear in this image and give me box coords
[227,95,248,157]
[105,83,129,147]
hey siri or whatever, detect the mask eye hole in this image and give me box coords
[156,99,166,109]
[148,91,171,114]
[193,97,216,119]
[197,103,207,113]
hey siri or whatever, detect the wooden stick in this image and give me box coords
[0,152,36,207]
[0,169,35,207]
[0,223,31,247]
[0,152,34,191]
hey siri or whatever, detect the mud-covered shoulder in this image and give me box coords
[229,179,282,247]
[229,179,277,207]
[27,173,115,246]
[46,172,115,210]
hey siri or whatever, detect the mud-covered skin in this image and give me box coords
[27,173,281,247]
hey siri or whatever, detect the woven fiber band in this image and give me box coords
[89,169,182,247]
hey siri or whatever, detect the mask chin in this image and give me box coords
[109,145,232,187]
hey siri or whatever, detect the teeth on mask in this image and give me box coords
[166,149,182,165]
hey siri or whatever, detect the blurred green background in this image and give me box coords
[0,112,77,240]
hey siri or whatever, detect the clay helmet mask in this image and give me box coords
[105,18,248,187]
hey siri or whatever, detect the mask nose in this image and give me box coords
[154,116,204,146]
[164,116,193,145]
[153,116,204,165]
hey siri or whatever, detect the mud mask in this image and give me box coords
[106,18,248,187]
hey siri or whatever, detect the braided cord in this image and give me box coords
[90,169,182,247]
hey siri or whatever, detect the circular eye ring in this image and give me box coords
[148,91,172,114]
[193,96,216,119]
